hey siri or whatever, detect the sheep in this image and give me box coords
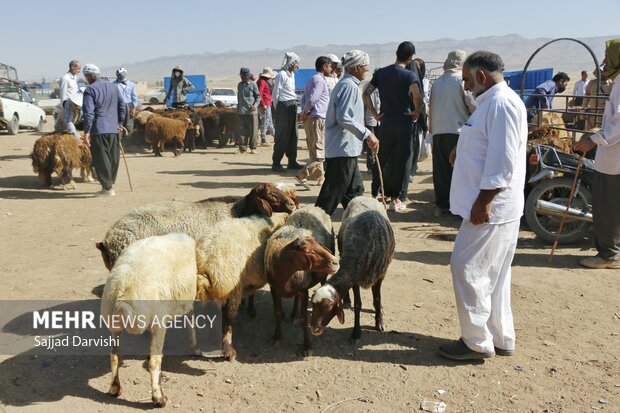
[144,116,192,156]
[96,183,297,271]
[311,196,395,343]
[195,107,222,148]
[100,233,199,408]
[129,110,157,146]
[31,133,93,189]
[218,108,239,146]
[264,206,339,356]
[195,212,290,361]
[183,110,204,152]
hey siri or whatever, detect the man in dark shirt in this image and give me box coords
[82,63,126,196]
[363,41,421,212]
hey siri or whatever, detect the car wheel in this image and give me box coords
[149,97,159,104]
[7,114,19,135]
[35,117,45,133]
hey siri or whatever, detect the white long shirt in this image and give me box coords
[430,71,476,135]
[450,81,528,224]
[59,72,79,103]
[272,69,297,104]
[572,79,589,97]
[590,80,620,175]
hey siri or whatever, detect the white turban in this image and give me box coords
[443,50,466,71]
[342,50,369,70]
[281,52,300,70]
[82,63,100,75]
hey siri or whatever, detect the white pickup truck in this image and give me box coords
[0,64,47,134]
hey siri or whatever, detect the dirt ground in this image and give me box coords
[0,119,618,413]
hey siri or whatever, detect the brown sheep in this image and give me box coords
[145,116,192,156]
[218,108,239,146]
[130,110,157,146]
[31,133,93,189]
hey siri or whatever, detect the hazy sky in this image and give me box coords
[5,0,620,80]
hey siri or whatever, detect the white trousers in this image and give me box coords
[450,219,519,353]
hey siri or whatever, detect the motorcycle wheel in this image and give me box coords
[525,177,592,244]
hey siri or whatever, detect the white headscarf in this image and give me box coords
[443,49,466,72]
[281,52,300,70]
[342,50,369,70]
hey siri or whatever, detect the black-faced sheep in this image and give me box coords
[311,196,395,343]
[96,183,297,271]
[31,133,93,189]
[195,213,290,361]
[145,116,192,156]
[100,233,199,408]
[264,206,339,356]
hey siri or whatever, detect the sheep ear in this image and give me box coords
[336,304,345,324]
[255,197,273,217]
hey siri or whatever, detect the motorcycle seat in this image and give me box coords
[543,150,596,172]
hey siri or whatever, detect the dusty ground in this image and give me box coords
[0,120,618,413]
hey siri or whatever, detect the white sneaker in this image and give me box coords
[95,188,115,197]
[390,199,406,212]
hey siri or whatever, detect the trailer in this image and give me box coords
[163,74,209,108]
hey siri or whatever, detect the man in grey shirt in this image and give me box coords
[237,67,261,153]
[315,50,379,216]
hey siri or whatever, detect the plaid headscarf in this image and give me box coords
[604,38,620,81]
[281,52,300,70]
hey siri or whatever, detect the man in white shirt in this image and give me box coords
[572,70,589,106]
[573,38,620,269]
[438,51,527,361]
[58,59,81,139]
[325,54,340,94]
[271,52,302,172]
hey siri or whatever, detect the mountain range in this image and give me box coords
[103,34,617,83]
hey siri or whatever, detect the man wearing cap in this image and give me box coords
[237,67,261,153]
[296,56,332,188]
[325,54,341,94]
[82,64,126,197]
[573,38,620,269]
[58,59,81,139]
[271,52,302,172]
[165,66,193,108]
[113,67,139,134]
[429,50,477,217]
[257,67,276,146]
[364,41,422,212]
[315,50,379,215]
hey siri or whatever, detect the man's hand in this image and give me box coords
[374,112,384,122]
[405,111,420,122]
[449,147,457,166]
[83,133,91,147]
[469,189,501,225]
[299,112,309,122]
[573,136,596,153]
[250,106,257,112]
[470,198,492,225]
[366,132,379,153]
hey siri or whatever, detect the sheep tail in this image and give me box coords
[112,301,146,335]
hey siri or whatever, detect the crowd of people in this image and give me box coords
[52,37,619,360]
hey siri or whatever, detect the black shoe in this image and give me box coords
[271,164,286,172]
[287,162,304,170]
[494,346,515,356]
[438,338,495,360]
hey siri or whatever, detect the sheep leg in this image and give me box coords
[350,286,362,344]
[271,289,284,345]
[289,295,299,322]
[108,331,122,397]
[343,289,352,309]
[299,289,313,357]
[187,310,204,357]
[149,327,167,407]
[372,279,385,332]
[246,293,257,318]
[222,303,236,361]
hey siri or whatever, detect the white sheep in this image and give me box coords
[263,206,339,356]
[311,196,395,343]
[100,233,199,408]
[195,213,289,361]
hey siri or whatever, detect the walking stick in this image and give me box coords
[372,151,387,210]
[119,127,134,192]
[548,153,584,263]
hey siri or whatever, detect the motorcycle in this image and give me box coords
[524,144,595,244]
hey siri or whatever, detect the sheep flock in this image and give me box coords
[97,185,396,407]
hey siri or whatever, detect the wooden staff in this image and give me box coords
[548,153,584,263]
[372,151,387,209]
[119,127,134,192]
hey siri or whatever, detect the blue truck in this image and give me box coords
[163,74,211,108]
[503,68,553,99]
